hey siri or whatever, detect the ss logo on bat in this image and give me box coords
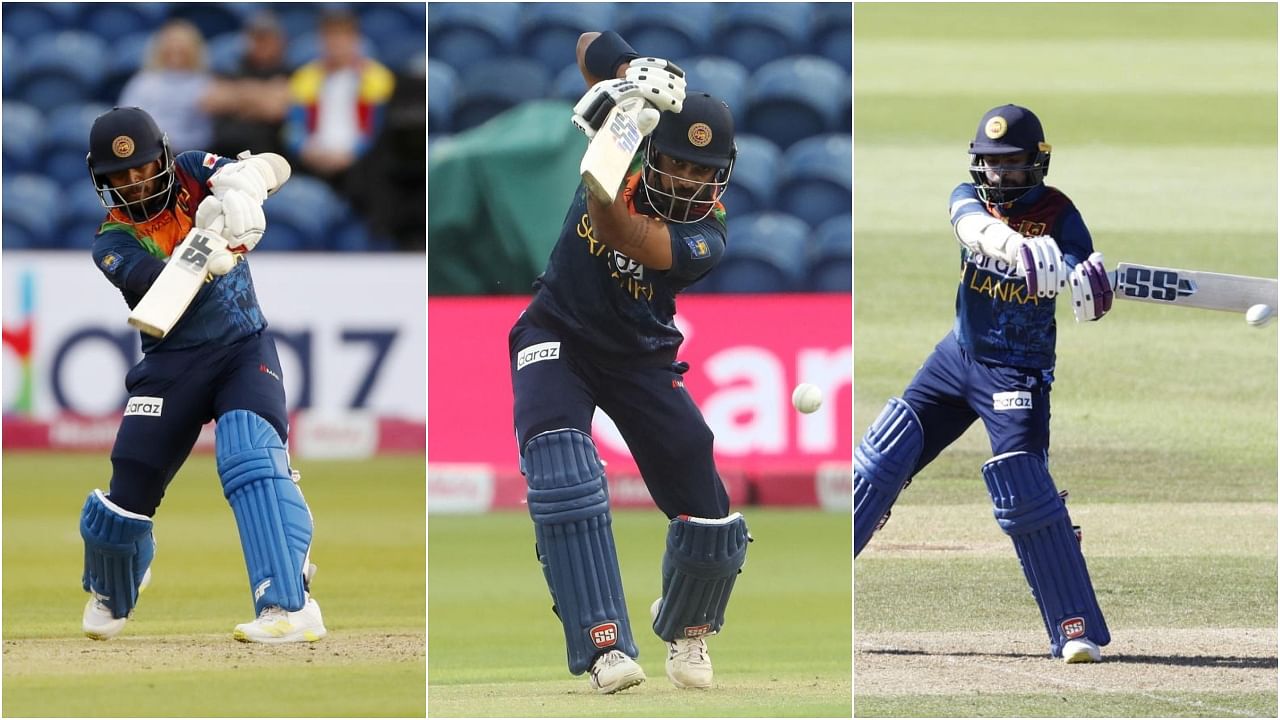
[1120,267,1194,302]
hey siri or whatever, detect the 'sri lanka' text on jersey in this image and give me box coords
[91,150,267,354]
[527,170,727,366]
[949,182,1095,370]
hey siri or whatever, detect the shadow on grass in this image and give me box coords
[861,647,1277,669]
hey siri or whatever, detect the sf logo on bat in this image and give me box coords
[1118,266,1197,303]
[609,111,641,155]
[175,230,219,275]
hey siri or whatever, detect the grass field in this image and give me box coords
[854,4,1277,717]
[2,451,425,717]
[429,509,852,717]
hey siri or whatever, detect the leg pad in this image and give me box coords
[80,489,154,619]
[855,397,923,555]
[652,513,750,641]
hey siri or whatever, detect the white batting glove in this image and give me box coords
[219,188,266,252]
[1070,252,1114,322]
[235,150,291,196]
[194,196,236,276]
[209,160,269,204]
[624,57,686,114]
[1015,235,1067,299]
[572,78,653,139]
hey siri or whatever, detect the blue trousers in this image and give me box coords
[108,331,288,517]
[509,313,729,519]
[903,333,1053,472]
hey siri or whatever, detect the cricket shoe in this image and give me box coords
[650,597,713,689]
[233,597,327,644]
[83,567,151,640]
[588,649,646,694]
[1062,638,1102,663]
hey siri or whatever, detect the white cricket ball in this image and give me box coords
[792,383,823,414]
[1246,303,1274,328]
[207,249,236,276]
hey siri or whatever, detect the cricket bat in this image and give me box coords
[1110,261,1278,313]
[128,216,227,338]
[580,96,645,204]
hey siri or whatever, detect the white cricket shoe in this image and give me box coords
[83,567,151,641]
[650,597,714,689]
[1063,638,1102,663]
[233,597,327,644]
[588,649,646,694]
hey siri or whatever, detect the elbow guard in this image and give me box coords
[954,211,1023,265]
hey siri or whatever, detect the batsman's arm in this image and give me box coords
[92,237,166,299]
[586,190,673,270]
[577,31,636,87]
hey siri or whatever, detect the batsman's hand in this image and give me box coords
[194,196,236,276]
[571,78,662,139]
[1070,252,1113,322]
[624,57,686,113]
[1015,235,1067,299]
[219,188,266,252]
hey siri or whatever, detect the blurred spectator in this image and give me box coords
[118,19,212,152]
[203,11,291,158]
[283,9,394,191]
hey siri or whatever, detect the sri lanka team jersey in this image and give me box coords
[526,170,728,366]
[948,183,1094,369]
[91,150,266,354]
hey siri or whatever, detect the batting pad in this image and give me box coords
[216,410,312,614]
[982,451,1111,656]
[855,397,923,555]
[524,429,637,675]
[80,489,155,619]
[652,513,750,642]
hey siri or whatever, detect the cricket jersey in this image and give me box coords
[525,171,727,366]
[948,183,1094,369]
[91,150,267,354]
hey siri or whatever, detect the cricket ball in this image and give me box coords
[1246,303,1274,328]
[792,383,822,414]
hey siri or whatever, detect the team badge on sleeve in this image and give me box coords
[202,153,221,168]
[100,252,123,275]
[684,234,710,259]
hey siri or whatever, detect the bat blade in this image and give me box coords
[580,98,644,204]
[1112,261,1278,313]
[127,225,227,338]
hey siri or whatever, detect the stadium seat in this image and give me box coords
[717,133,780,218]
[2,102,46,176]
[713,3,812,71]
[58,182,111,249]
[428,2,520,73]
[19,31,108,113]
[811,2,852,71]
[262,175,343,251]
[4,174,63,249]
[1,3,79,41]
[330,216,374,252]
[428,60,459,134]
[45,102,113,189]
[452,58,550,132]
[551,63,587,103]
[778,134,851,228]
[360,5,426,72]
[808,214,851,292]
[615,4,714,64]
[745,55,847,149]
[284,32,325,72]
[80,3,166,42]
[672,56,748,123]
[166,3,247,39]
[99,31,151,103]
[3,34,23,97]
[519,3,616,78]
[710,212,809,293]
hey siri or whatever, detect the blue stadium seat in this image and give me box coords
[808,213,851,292]
[428,60,459,134]
[58,182,111,249]
[745,55,847,149]
[360,4,426,72]
[99,31,151,103]
[713,3,812,71]
[263,175,343,251]
[519,3,616,77]
[811,3,851,71]
[2,102,45,176]
[20,31,108,113]
[166,3,247,39]
[428,3,520,73]
[274,5,318,41]
[718,133,780,218]
[616,4,714,65]
[551,63,587,103]
[330,216,373,252]
[2,3,79,41]
[672,56,748,123]
[80,3,166,42]
[284,32,325,72]
[4,174,63,248]
[45,102,112,189]
[3,34,23,97]
[710,211,809,293]
[778,134,851,228]
[452,58,550,131]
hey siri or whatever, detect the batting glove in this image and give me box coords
[209,159,270,205]
[219,188,266,253]
[1015,235,1067,299]
[571,78,661,139]
[1070,252,1114,322]
[194,196,236,276]
[624,57,686,114]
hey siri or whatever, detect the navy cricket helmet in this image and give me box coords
[968,104,1051,206]
[87,106,176,223]
[641,91,736,223]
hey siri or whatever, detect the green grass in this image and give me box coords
[429,509,851,717]
[3,452,425,717]
[855,3,1276,717]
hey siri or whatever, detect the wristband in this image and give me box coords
[584,31,638,79]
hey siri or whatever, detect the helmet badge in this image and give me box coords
[688,122,712,148]
[984,116,1007,140]
[112,135,135,158]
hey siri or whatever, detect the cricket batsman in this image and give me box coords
[80,106,326,644]
[854,104,1114,663]
[508,31,748,693]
